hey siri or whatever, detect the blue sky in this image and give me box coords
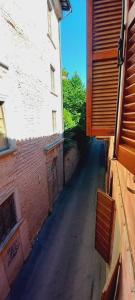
[61,0,86,85]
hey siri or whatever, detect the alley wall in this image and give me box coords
[0,0,64,298]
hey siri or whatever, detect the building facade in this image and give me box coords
[87,0,135,299]
[0,0,71,298]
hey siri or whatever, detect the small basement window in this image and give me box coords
[0,194,17,244]
[0,102,8,151]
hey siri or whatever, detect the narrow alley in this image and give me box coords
[8,140,106,300]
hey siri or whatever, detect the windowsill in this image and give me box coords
[0,145,17,158]
[0,220,23,254]
[47,33,56,49]
[50,91,58,97]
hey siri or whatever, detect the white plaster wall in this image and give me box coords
[0,0,63,141]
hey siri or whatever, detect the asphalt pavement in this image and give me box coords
[8,139,106,300]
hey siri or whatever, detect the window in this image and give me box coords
[47,0,52,38]
[52,110,57,133]
[95,189,115,263]
[0,102,8,151]
[50,65,55,93]
[0,194,17,244]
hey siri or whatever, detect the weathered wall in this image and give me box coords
[64,143,80,184]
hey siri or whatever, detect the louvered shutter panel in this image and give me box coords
[116,2,135,175]
[101,257,121,300]
[87,0,122,137]
[95,190,115,263]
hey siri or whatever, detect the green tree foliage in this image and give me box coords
[64,108,75,131]
[63,71,86,130]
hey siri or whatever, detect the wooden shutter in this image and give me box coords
[87,0,122,137]
[95,190,115,263]
[101,256,121,300]
[116,1,135,175]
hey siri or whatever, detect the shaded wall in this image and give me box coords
[64,143,80,184]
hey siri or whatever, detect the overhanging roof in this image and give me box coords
[60,0,71,11]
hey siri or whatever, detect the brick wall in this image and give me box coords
[64,143,80,184]
[0,135,63,240]
[0,135,63,299]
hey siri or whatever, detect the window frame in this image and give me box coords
[0,194,17,245]
[47,0,52,39]
[0,101,8,152]
[50,64,55,93]
[52,110,57,133]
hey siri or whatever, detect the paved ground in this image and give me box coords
[8,139,106,300]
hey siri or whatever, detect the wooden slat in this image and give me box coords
[118,145,135,174]
[128,43,135,55]
[127,63,135,76]
[94,29,121,39]
[94,4,121,13]
[124,102,135,111]
[126,73,135,85]
[92,128,115,136]
[125,83,135,94]
[94,24,121,34]
[127,53,135,64]
[94,19,121,30]
[93,109,116,114]
[123,112,135,120]
[125,93,135,103]
[94,0,121,7]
